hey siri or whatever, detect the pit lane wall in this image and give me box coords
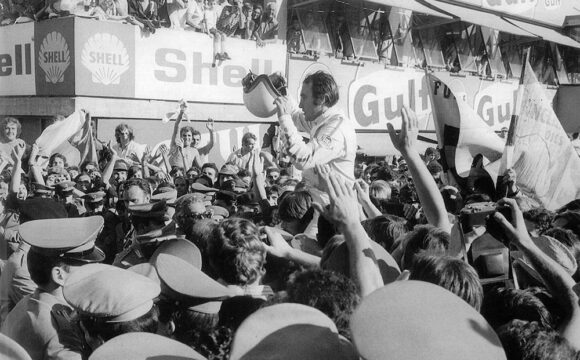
[1,17,534,159]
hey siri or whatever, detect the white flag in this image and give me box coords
[510,60,580,210]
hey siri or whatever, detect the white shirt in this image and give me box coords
[112,140,148,163]
[278,105,357,191]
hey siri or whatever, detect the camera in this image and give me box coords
[459,201,513,243]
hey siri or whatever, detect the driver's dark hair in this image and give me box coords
[303,71,339,107]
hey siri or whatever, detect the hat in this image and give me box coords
[195,175,214,188]
[20,216,105,262]
[156,254,233,313]
[113,160,128,171]
[151,188,178,203]
[511,235,578,286]
[351,281,505,360]
[88,332,206,360]
[135,222,178,245]
[242,73,284,118]
[219,164,239,176]
[150,238,202,269]
[55,181,75,193]
[129,200,174,221]
[224,178,249,193]
[31,182,55,195]
[64,264,160,322]
[190,182,218,193]
[230,303,357,360]
[129,238,203,287]
[266,166,280,174]
[208,205,229,220]
[82,191,106,203]
[0,333,32,360]
[321,236,400,285]
[128,263,159,283]
[18,198,68,223]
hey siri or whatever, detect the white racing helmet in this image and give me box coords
[242,72,286,118]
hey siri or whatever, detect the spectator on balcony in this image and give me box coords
[253,2,278,46]
[128,0,161,32]
[287,16,303,53]
[90,0,132,21]
[216,0,245,38]
[167,0,201,30]
[202,0,229,61]
[234,2,253,39]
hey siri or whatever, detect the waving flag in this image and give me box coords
[501,60,580,210]
[35,110,97,167]
[426,73,505,189]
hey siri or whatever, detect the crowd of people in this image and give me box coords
[1,71,580,360]
[0,0,279,53]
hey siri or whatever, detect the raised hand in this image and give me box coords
[262,226,293,258]
[354,179,371,204]
[387,105,419,155]
[313,164,359,228]
[206,117,215,132]
[252,148,262,176]
[107,141,118,158]
[12,143,25,161]
[175,138,184,150]
[159,144,169,155]
[273,96,291,117]
[492,197,533,248]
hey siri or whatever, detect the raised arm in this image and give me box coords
[354,180,382,219]
[10,144,26,194]
[314,164,384,297]
[101,142,119,188]
[387,106,451,233]
[494,197,580,350]
[263,226,320,268]
[196,118,215,157]
[274,97,347,171]
[170,100,187,149]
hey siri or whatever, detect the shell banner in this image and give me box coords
[75,19,135,98]
[35,16,75,96]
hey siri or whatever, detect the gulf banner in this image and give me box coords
[508,61,580,210]
[427,73,504,178]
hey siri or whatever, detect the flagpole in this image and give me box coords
[496,47,530,199]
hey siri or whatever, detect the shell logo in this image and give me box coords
[38,31,70,84]
[81,33,130,85]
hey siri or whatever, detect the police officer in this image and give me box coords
[274,71,357,196]
[113,200,177,269]
[1,217,105,360]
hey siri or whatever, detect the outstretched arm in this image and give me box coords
[387,106,451,233]
[314,164,384,297]
[495,198,580,350]
[197,118,215,157]
[102,142,119,188]
[10,144,26,194]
